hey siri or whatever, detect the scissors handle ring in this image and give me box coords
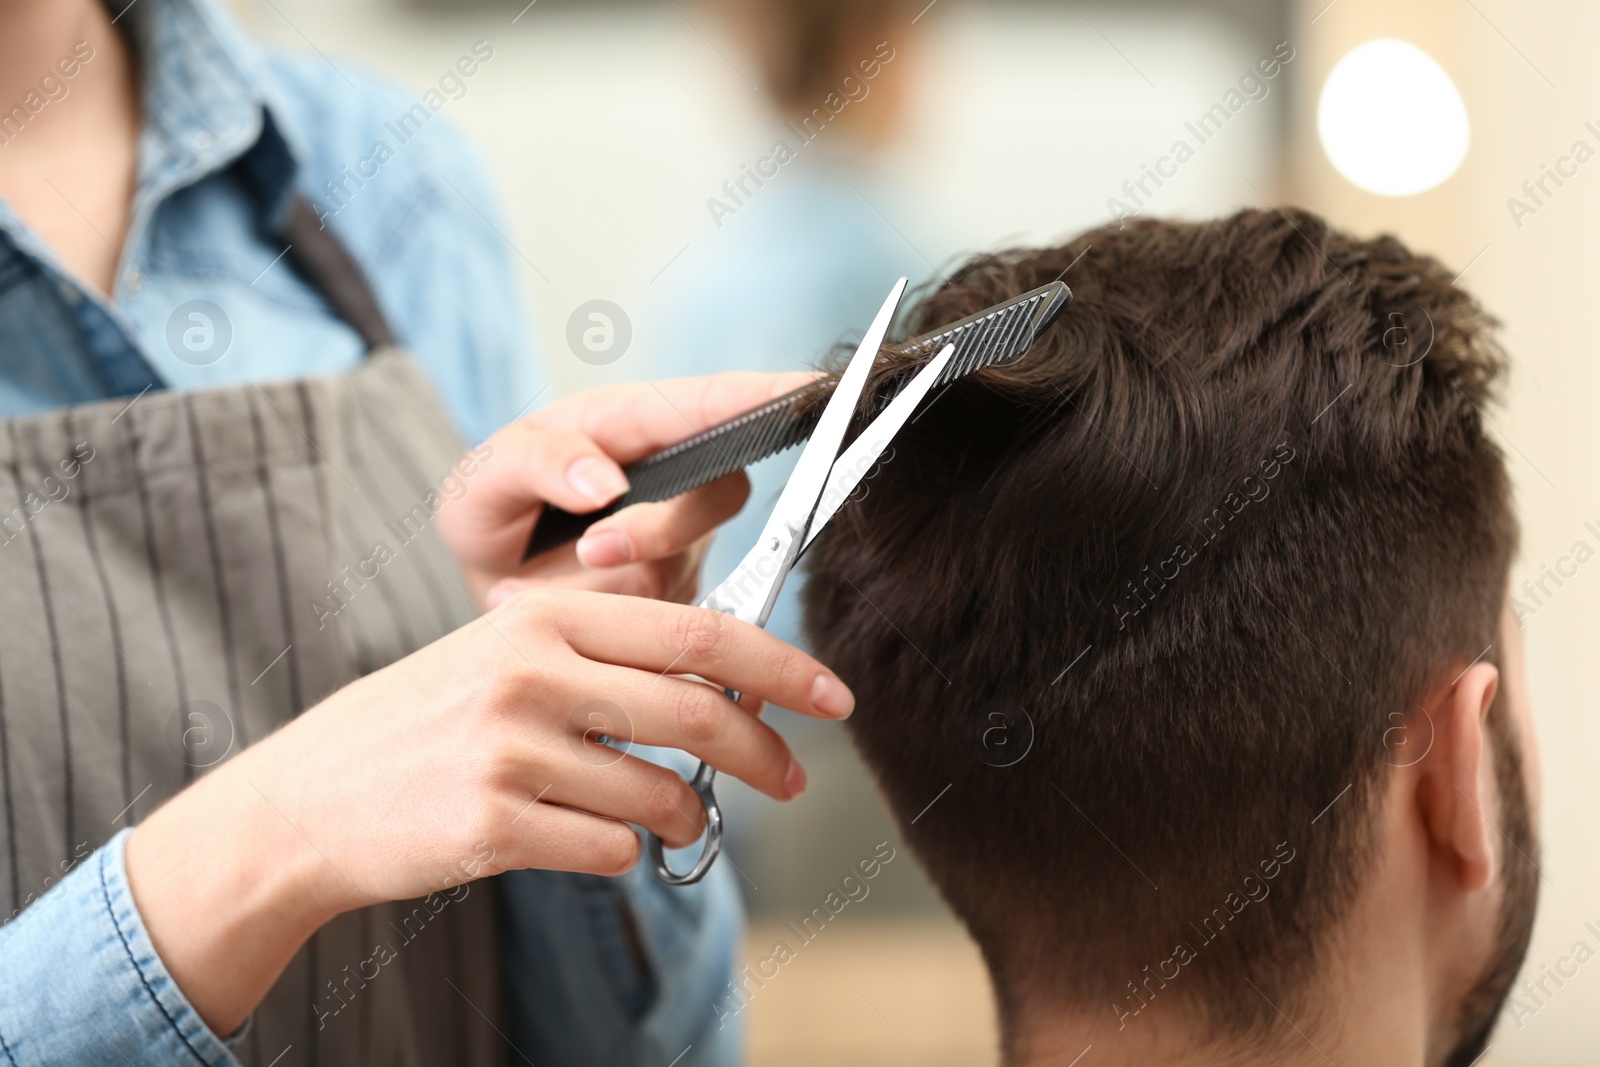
[647,757,722,886]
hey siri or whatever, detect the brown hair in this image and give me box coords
[801,208,1521,1044]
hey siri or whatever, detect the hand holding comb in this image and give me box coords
[521,280,1072,562]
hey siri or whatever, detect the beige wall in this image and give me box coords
[1291,2,1600,1063]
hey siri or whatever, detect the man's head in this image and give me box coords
[802,209,1540,1063]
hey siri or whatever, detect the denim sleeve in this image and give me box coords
[499,745,745,1067]
[0,829,242,1066]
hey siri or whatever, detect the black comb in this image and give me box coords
[522,281,1072,560]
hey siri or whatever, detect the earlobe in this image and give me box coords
[1444,663,1500,891]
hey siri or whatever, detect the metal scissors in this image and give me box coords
[648,276,956,885]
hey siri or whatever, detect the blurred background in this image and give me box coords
[239,0,1599,1062]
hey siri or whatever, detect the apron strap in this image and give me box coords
[282,196,397,353]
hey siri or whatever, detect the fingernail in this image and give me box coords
[785,757,808,798]
[576,528,633,568]
[567,456,628,508]
[810,673,855,718]
[486,583,517,608]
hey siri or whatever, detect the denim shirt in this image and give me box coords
[0,1,741,1063]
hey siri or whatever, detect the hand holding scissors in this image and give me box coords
[648,277,957,885]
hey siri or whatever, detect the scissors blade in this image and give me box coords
[800,342,954,554]
[762,276,907,544]
[699,277,908,626]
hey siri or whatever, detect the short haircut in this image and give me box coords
[801,209,1521,1043]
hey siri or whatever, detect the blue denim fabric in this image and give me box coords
[0,1,741,1063]
[0,830,241,1066]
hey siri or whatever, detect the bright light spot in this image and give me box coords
[1317,39,1469,197]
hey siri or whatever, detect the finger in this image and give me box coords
[542,750,711,847]
[575,471,750,569]
[538,371,821,461]
[488,422,632,521]
[441,372,820,574]
[487,550,699,607]
[543,591,854,720]
[435,424,631,573]
[502,802,643,876]
[575,665,800,800]
[467,373,813,534]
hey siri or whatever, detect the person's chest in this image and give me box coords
[0,169,373,416]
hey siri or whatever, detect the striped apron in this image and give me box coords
[0,199,500,1065]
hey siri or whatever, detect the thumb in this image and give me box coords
[436,424,628,573]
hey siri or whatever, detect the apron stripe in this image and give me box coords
[123,412,192,784]
[337,511,417,657]
[67,409,135,823]
[353,393,462,638]
[295,382,356,694]
[334,394,422,659]
[183,395,246,748]
[247,390,306,715]
[7,422,74,846]
[0,646,16,913]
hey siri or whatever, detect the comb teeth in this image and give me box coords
[522,281,1071,560]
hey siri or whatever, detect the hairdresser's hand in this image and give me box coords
[125,587,853,1038]
[439,371,819,611]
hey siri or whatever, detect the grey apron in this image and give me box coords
[0,199,500,1066]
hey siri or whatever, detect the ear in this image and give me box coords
[1418,663,1500,891]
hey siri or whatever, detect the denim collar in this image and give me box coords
[0,0,302,255]
[116,0,303,223]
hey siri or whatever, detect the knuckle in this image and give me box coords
[668,608,726,663]
[510,587,564,627]
[673,683,724,745]
[487,659,540,714]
